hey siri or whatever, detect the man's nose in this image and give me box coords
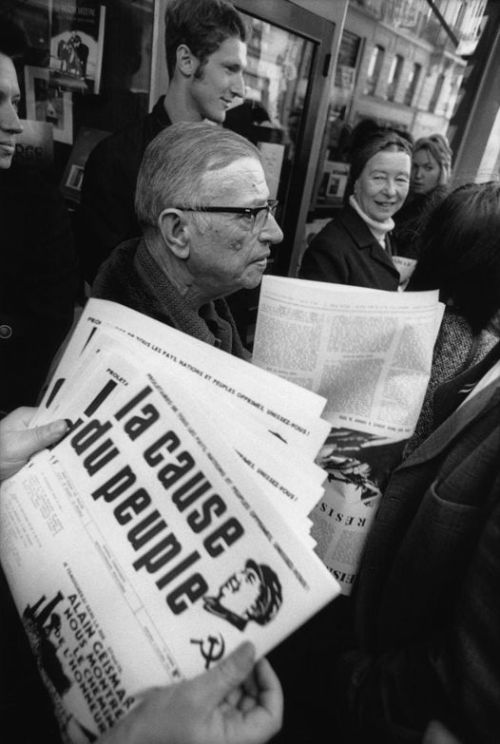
[262,214,284,244]
[231,72,246,99]
[1,104,23,134]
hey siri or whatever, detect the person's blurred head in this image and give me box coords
[349,129,411,222]
[411,134,453,196]
[410,181,500,333]
[164,0,247,124]
[0,15,26,169]
[135,121,283,304]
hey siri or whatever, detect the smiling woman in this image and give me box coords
[352,149,410,222]
[299,128,411,290]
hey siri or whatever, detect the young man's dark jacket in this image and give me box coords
[74,96,171,283]
[0,163,79,413]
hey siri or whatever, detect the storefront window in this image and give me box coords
[308,0,491,220]
[386,54,404,101]
[403,62,421,106]
[8,0,154,188]
[363,44,384,96]
[226,12,315,213]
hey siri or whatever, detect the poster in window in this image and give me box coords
[49,1,106,94]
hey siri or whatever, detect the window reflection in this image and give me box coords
[310,0,489,216]
[364,44,384,96]
[225,13,314,208]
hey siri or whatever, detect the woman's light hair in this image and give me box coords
[413,133,453,171]
[135,121,261,228]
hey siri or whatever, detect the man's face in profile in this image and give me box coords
[186,156,283,300]
[0,54,22,169]
[190,36,247,124]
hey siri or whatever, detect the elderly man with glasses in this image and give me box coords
[90,121,283,358]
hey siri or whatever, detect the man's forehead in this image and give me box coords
[200,156,268,201]
[211,36,247,67]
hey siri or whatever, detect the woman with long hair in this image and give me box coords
[394,133,453,260]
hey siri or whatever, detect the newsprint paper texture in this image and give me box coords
[34,298,331,457]
[253,276,444,594]
[0,300,340,744]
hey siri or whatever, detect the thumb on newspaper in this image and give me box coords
[189,640,283,744]
[25,419,70,453]
[97,641,282,744]
[0,409,69,481]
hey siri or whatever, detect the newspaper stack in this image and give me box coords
[253,275,445,594]
[0,299,340,744]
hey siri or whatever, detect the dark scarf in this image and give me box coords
[91,238,250,359]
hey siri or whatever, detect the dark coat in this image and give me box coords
[337,342,500,743]
[0,164,79,413]
[269,345,500,744]
[299,205,400,291]
[74,96,171,283]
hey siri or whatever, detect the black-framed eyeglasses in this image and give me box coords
[174,199,279,230]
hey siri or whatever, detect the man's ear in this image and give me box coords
[175,43,197,77]
[157,209,191,260]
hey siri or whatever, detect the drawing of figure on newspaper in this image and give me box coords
[323,455,380,501]
[23,592,98,743]
[318,426,407,500]
[203,559,283,631]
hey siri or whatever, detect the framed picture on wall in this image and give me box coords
[24,66,73,145]
[326,161,350,200]
[316,160,350,207]
[60,126,110,203]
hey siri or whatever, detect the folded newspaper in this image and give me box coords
[0,299,340,744]
[252,276,444,594]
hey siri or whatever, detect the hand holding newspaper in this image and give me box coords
[0,299,340,744]
[252,276,444,594]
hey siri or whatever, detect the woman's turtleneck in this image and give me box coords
[349,194,394,252]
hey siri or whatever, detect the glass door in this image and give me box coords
[226,0,335,345]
